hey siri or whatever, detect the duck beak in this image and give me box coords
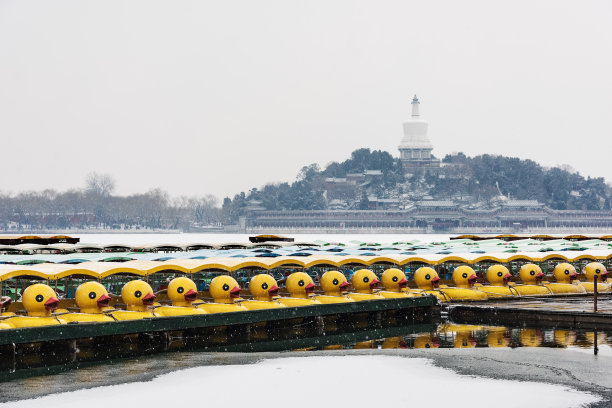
[142,293,156,305]
[535,272,544,281]
[44,297,59,311]
[97,294,111,307]
[601,271,609,281]
[268,285,280,296]
[339,281,350,291]
[468,275,478,285]
[305,282,316,293]
[369,278,380,288]
[570,272,578,281]
[184,289,198,301]
[398,278,408,288]
[503,274,512,283]
[431,276,440,288]
[230,286,241,298]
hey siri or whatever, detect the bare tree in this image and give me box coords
[192,195,219,225]
[85,172,116,197]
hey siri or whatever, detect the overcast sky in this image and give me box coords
[0,0,610,200]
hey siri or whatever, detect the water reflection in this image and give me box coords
[1,322,610,386]
[306,324,612,351]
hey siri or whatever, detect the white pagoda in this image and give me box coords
[398,95,440,173]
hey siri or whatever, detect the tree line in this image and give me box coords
[0,172,220,231]
[2,150,610,230]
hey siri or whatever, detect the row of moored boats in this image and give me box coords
[0,262,609,329]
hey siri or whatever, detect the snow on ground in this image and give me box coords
[1,356,599,408]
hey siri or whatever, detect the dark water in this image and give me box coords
[0,321,608,383]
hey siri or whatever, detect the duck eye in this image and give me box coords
[425,274,431,280]
[89,291,96,299]
[497,272,503,277]
[332,278,339,285]
[462,273,468,279]
[565,270,570,275]
[298,280,304,286]
[262,282,268,290]
[596,269,601,274]
[222,283,229,291]
[177,287,184,294]
[530,271,535,276]
[35,294,43,302]
[392,276,398,282]
[134,290,142,298]
[363,277,369,283]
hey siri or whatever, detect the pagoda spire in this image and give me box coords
[411,95,420,118]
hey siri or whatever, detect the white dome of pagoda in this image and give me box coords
[398,95,433,150]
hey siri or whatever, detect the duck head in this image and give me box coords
[249,274,280,301]
[121,280,156,312]
[320,271,350,296]
[453,266,478,288]
[22,284,60,317]
[285,272,316,298]
[167,277,199,307]
[486,265,512,287]
[553,263,578,284]
[584,262,608,283]
[381,268,409,292]
[209,275,242,304]
[75,281,111,314]
[414,267,441,290]
[351,269,380,294]
[519,264,544,285]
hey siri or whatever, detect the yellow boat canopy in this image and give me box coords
[0,251,609,281]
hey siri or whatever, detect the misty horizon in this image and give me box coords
[0,149,601,201]
[1,0,610,200]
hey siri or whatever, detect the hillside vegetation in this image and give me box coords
[222,149,611,222]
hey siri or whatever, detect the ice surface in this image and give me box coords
[1,356,599,408]
[73,232,452,246]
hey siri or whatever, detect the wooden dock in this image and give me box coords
[448,297,612,329]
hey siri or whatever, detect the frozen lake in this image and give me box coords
[0,356,600,408]
[71,232,453,245]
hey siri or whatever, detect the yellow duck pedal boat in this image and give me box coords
[312,271,355,304]
[196,276,249,313]
[277,272,321,307]
[240,274,285,310]
[544,263,586,294]
[512,264,552,296]
[3,284,66,328]
[438,266,488,301]
[580,262,612,293]
[476,265,519,298]
[346,269,385,301]
[411,267,449,302]
[155,277,207,316]
[109,280,159,320]
[61,281,116,323]
[379,268,418,298]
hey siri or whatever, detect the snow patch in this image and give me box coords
[1,356,599,408]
